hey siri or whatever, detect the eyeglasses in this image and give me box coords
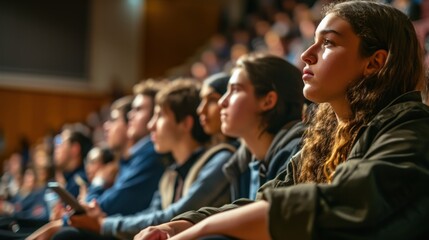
[54,135,69,146]
[54,135,62,146]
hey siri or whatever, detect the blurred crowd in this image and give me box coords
[1,0,428,223]
[168,0,429,81]
[0,0,427,239]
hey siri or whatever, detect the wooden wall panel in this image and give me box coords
[0,87,109,162]
[142,0,223,78]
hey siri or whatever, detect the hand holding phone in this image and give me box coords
[47,182,86,215]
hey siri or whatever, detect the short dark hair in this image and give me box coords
[156,79,210,144]
[65,128,93,161]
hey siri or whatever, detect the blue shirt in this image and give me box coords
[85,137,165,216]
[11,187,50,221]
[223,122,305,201]
[63,165,87,198]
[102,145,234,239]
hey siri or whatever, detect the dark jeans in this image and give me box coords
[0,216,48,240]
[52,226,118,240]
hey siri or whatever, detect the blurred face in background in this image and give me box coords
[104,108,128,151]
[53,130,72,170]
[21,168,36,193]
[8,153,23,176]
[84,148,103,182]
[147,105,185,154]
[33,149,49,169]
[197,84,223,135]
[127,94,154,143]
[34,165,50,187]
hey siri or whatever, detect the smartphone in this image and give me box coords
[47,182,86,215]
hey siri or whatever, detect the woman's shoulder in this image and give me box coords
[370,91,429,129]
[349,92,429,161]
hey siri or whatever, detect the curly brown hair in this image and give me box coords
[298,1,424,183]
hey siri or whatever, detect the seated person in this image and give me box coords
[83,90,165,216]
[52,127,92,198]
[0,165,55,239]
[197,72,238,148]
[76,146,115,201]
[47,79,235,240]
[1,167,49,221]
[26,86,166,239]
[0,153,23,201]
[214,54,306,201]
[135,1,429,239]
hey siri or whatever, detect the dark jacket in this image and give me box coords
[173,120,305,222]
[175,92,429,240]
[222,121,306,200]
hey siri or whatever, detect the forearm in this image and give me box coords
[166,220,195,236]
[132,220,194,240]
[102,211,164,238]
[26,219,63,240]
[170,201,270,240]
[172,198,254,224]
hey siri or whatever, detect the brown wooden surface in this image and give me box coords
[0,87,109,162]
[0,0,223,164]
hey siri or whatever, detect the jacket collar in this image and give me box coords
[348,91,423,160]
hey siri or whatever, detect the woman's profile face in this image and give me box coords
[218,68,265,138]
[197,85,223,135]
[301,13,369,112]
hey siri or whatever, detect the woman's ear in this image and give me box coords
[260,91,278,111]
[364,49,388,77]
